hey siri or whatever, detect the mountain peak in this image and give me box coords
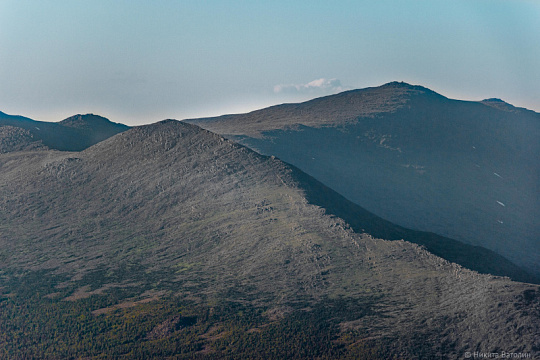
[381,81,415,88]
[189,82,446,136]
[483,97,505,103]
[378,81,445,97]
[59,114,121,128]
[480,98,523,113]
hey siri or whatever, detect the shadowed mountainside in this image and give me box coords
[187,82,540,277]
[0,111,129,152]
[290,165,537,284]
[0,120,538,358]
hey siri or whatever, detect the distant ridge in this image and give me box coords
[0,112,129,152]
[60,113,124,128]
[188,81,448,137]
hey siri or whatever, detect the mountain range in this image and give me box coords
[188,81,540,277]
[0,83,538,359]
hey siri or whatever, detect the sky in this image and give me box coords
[0,0,539,125]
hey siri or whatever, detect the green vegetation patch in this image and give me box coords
[0,269,393,359]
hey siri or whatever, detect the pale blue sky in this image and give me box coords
[1,0,539,125]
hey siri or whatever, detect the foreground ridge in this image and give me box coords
[0,120,538,358]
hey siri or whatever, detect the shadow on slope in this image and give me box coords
[288,163,539,284]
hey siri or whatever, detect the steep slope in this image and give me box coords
[0,120,538,359]
[187,82,540,277]
[0,111,129,152]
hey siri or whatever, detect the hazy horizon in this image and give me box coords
[1,0,539,125]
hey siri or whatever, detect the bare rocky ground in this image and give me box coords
[0,120,538,358]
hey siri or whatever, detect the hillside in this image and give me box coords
[187,82,540,277]
[0,120,538,359]
[0,111,129,152]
